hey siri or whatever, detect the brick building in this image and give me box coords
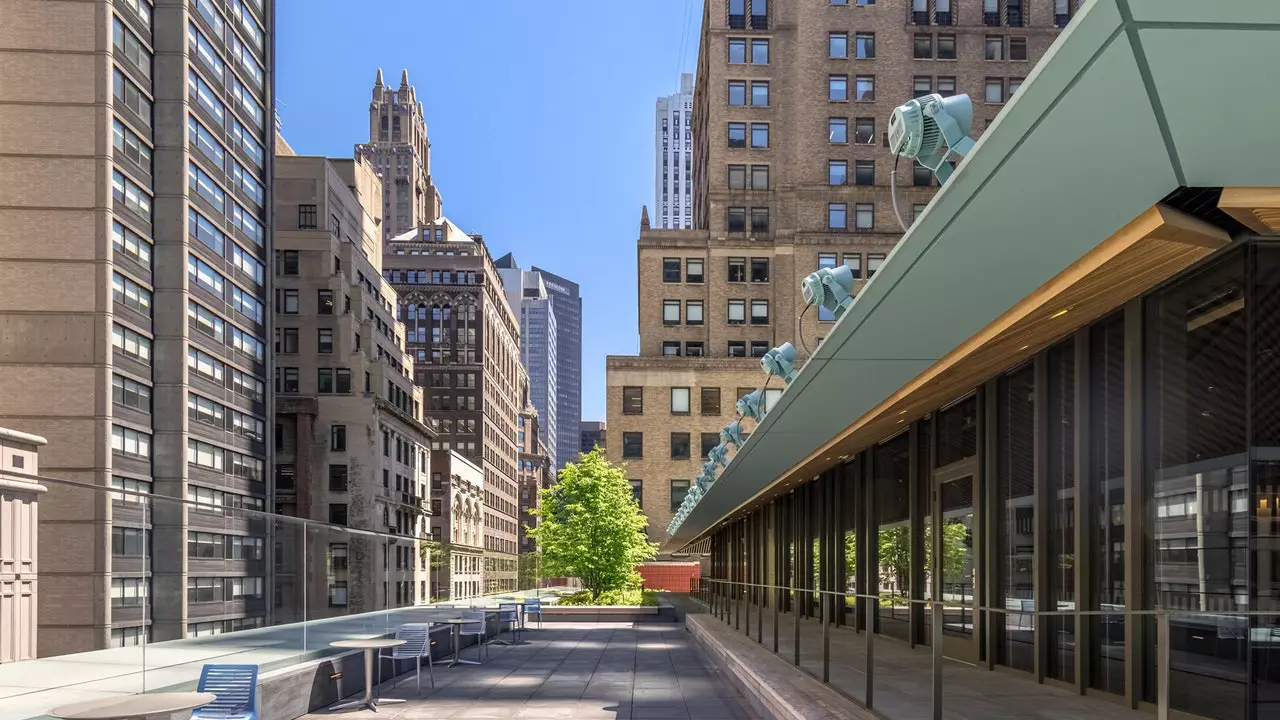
[608,0,1071,550]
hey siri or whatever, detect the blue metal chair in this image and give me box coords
[459,610,489,662]
[192,664,259,720]
[494,603,522,645]
[522,598,543,630]
[379,623,435,692]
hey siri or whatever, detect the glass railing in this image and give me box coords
[695,578,1280,720]
[1,472,575,720]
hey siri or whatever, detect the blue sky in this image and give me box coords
[276,0,701,422]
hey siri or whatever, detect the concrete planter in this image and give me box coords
[540,603,675,623]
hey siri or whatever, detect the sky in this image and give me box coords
[276,0,702,422]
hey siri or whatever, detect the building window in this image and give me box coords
[280,289,299,314]
[112,527,147,557]
[662,341,681,357]
[829,75,848,102]
[278,250,299,276]
[855,33,875,58]
[728,257,746,282]
[855,117,875,144]
[662,257,681,282]
[844,253,863,279]
[829,202,847,229]
[855,203,874,230]
[937,34,956,59]
[670,387,691,415]
[685,341,704,357]
[728,38,746,63]
[751,81,769,106]
[752,38,769,64]
[913,76,933,98]
[111,425,151,459]
[750,340,769,358]
[750,165,769,190]
[856,75,875,101]
[629,480,643,506]
[986,36,1004,61]
[701,433,720,459]
[670,433,691,459]
[318,368,334,394]
[828,160,848,186]
[1009,77,1023,96]
[728,299,746,325]
[727,207,747,232]
[318,290,334,315]
[623,386,643,415]
[686,258,704,283]
[728,122,746,148]
[663,300,681,325]
[329,504,348,526]
[686,300,704,325]
[670,480,690,512]
[855,160,875,186]
[986,77,1005,103]
[750,300,770,325]
[937,76,956,97]
[1010,37,1027,60]
[728,81,746,105]
[750,257,769,282]
[829,32,848,58]
[868,253,886,277]
[328,464,349,492]
[728,340,746,357]
[298,204,317,229]
[914,163,934,186]
[701,387,721,415]
[829,117,848,143]
[317,328,333,353]
[331,424,346,451]
[622,432,643,459]
[750,123,769,148]
[728,164,747,189]
[750,207,769,233]
[278,367,299,393]
[329,581,348,607]
[914,34,932,58]
[112,374,151,412]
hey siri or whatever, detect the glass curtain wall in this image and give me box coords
[876,433,912,641]
[1089,314,1127,696]
[1048,340,1077,682]
[998,363,1036,671]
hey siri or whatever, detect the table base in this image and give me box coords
[330,697,406,713]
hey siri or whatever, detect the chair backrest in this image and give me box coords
[195,664,258,717]
[393,623,430,657]
[461,610,486,632]
[523,598,542,612]
[498,603,520,621]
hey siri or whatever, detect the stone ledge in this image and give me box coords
[686,613,877,720]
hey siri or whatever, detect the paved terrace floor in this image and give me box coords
[710,601,1145,720]
[304,622,759,720]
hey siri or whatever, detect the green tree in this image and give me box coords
[526,449,657,598]
[878,526,911,601]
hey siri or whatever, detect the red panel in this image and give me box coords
[635,563,702,593]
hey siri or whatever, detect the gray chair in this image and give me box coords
[458,610,489,663]
[522,598,543,630]
[494,603,522,645]
[378,623,435,693]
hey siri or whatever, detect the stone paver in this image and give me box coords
[303,622,759,720]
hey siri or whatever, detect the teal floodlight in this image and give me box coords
[702,459,720,480]
[708,443,729,468]
[802,264,856,320]
[736,389,765,420]
[721,420,746,449]
[761,342,799,384]
[888,93,975,186]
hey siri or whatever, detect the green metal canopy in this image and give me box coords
[665,0,1280,551]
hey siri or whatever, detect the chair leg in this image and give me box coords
[415,657,420,694]
[426,652,436,689]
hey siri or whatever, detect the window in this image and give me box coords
[115,119,153,170]
[112,170,152,220]
[331,424,346,451]
[727,207,747,232]
[188,69,223,127]
[728,39,746,63]
[685,341,704,357]
[622,432,643,459]
[986,77,1005,103]
[914,163,934,186]
[937,33,956,59]
[728,81,746,106]
[829,117,847,143]
[113,69,152,124]
[750,207,769,233]
[828,160,848,186]
[112,579,148,608]
[728,122,746,148]
[701,387,721,415]
[728,257,746,282]
[112,425,151,459]
[686,258,704,283]
[329,504,348,526]
[112,221,152,267]
[629,480,643,506]
[662,300,681,325]
[829,32,848,58]
[829,75,848,102]
[763,388,784,412]
[662,341,681,357]
[1009,77,1023,96]
[187,255,223,296]
[623,386,643,414]
[662,257,681,282]
[868,253,886,277]
[750,257,770,282]
[686,300,704,325]
[854,117,875,144]
[855,203,874,230]
[828,202,847,229]
[670,433,691,459]
[750,123,769,148]
[728,341,746,357]
[855,75,875,101]
[728,164,747,189]
[855,33,875,58]
[750,299,770,325]
[278,250,299,276]
[112,527,147,558]
[728,299,746,325]
[751,81,769,107]
[937,76,956,97]
[112,272,152,315]
[188,161,224,215]
[317,328,333,353]
[844,253,863,279]
[318,368,334,394]
[752,39,769,64]
[329,464,349,492]
[112,375,151,412]
[278,367,299,393]
[701,433,720,459]
[336,368,351,394]
[297,204,318,229]
[670,481,690,512]
[914,33,932,58]
[111,476,151,505]
[855,160,875,186]
[280,288,299,313]
[670,387,691,415]
[318,290,334,315]
[277,327,298,354]
[914,76,933,98]
[1010,37,1027,60]
[986,36,1004,61]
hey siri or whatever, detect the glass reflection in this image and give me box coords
[1090,315,1126,695]
[876,433,911,641]
[999,363,1035,671]
[1048,339,1076,682]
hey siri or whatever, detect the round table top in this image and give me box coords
[330,638,407,649]
[50,692,216,719]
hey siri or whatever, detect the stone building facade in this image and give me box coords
[355,69,442,241]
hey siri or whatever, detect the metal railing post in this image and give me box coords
[865,596,875,709]
[932,602,943,720]
[735,582,741,630]
[745,582,751,637]
[1157,612,1170,720]
[757,584,764,644]
[822,592,831,683]
[793,587,801,666]
[773,585,780,652]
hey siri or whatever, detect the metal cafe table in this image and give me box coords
[49,692,216,720]
[329,638,407,712]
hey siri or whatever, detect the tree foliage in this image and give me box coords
[526,449,657,598]
[877,520,970,601]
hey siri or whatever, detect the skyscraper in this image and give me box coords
[495,255,559,469]
[0,0,275,651]
[529,267,582,472]
[355,69,442,241]
[655,73,695,230]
